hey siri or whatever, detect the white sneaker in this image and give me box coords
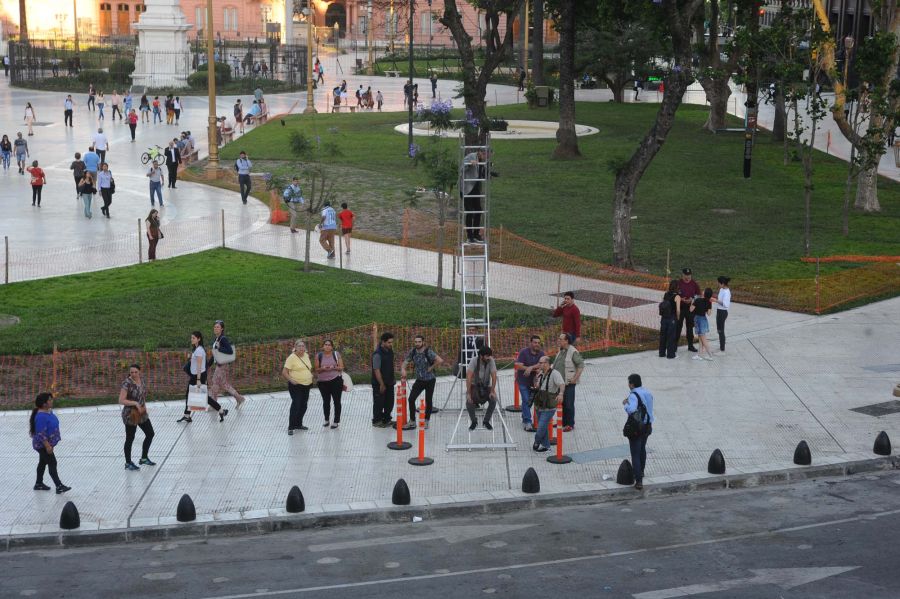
[704,356,715,361]
[692,355,704,361]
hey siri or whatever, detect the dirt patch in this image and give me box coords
[710,208,737,215]
[0,314,20,329]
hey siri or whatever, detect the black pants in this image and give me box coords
[64,109,73,126]
[129,123,136,140]
[463,195,482,240]
[124,419,155,463]
[168,164,178,188]
[97,149,106,164]
[183,373,221,414]
[372,383,395,424]
[238,174,251,203]
[408,378,436,422]
[677,306,696,349]
[658,318,677,358]
[112,105,122,120]
[318,377,343,423]
[628,432,650,482]
[31,185,42,206]
[466,391,497,424]
[36,448,62,486]
[174,109,181,122]
[288,383,311,429]
[100,188,112,214]
[87,96,95,110]
[716,310,728,351]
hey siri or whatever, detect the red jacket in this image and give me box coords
[552,303,581,338]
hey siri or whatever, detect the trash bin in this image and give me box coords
[535,86,549,108]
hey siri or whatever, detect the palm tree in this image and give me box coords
[552,0,580,159]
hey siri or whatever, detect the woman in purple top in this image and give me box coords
[29,393,70,493]
[315,340,345,429]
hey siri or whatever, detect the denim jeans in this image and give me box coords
[81,193,93,217]
[149,181,163,205]
[534,409,555,448]
[628,433,650,482]
[1,150,9,169]
[562,384,576,427]
[517,381,533,424]
[238,174,252,203]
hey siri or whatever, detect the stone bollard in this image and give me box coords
[522,467,540,494]
[286,486,305,513]
[616,459,635,485]
[793,440,812,466]
[392,478,411,505]
[176,494,196,522]
[874,431,892,456]
[59,501,80,530]
[707,449,726,475]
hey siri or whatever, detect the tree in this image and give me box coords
[532,0,545,85]
[286,131,338,272]
[551,0,580,158]
[611,0,705,269]
[440,0,524,143]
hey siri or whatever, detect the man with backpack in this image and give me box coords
[623,373,654,491]
[401,334,445,430]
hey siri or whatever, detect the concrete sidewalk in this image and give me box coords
[1,294,897,536]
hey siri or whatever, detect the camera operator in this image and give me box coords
[466,346,498,431]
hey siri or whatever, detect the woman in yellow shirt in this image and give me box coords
[282,339,314,435]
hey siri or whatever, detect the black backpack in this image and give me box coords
[622,392,651,438]
[659,294,675,319]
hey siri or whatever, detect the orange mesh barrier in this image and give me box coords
[800,256,900,263]
[0,321,656,407]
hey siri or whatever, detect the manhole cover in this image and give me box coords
[0,314,20,329]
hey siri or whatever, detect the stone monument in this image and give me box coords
[132,0,192,89]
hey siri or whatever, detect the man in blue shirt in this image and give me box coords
[235,151,252,204]
[82,146,101,178]
[319,200,338,259]
[283,177,304,233]
[623,373,654,491]
[63,95,74,127]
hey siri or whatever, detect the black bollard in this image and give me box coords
[176,494,196,522]
[793,440,812,465]
[874,431,892,456]
[286,485,305,513]
[616,459,634,485]
[59,501,80,530]
[391,478,411,505]
[707,449,726,475]
[522,467,540,494]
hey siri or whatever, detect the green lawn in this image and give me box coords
[222,102,900,279]
[0,249,552,354]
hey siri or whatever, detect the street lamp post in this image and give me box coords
[206,0,219,176]
[73,0,80,54]
[407,0,414,154]
[303,6,317,114]
[367,0,373,75]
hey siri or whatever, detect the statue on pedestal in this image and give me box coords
[132,0,193,89]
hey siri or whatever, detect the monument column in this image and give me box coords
[132,0,193,89]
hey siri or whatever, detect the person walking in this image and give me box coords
[24,102,36,136]
[552,333,584,432]
[0,134,11,171]
[677,268,701,353]
[690,288,715,361]
[282,339,313,435]
[165,95,175,125]
[124,91,133,115]
[532,356,564,452]
[173,96,182,124]
[338,202,355,254]
[210,320,246,409]
[518,69,527,91]
[178,330,229,423]
[235,151,252,204]
[151,96,162,124]
[92,127,109,163]
[78,172,97,218]
[371,332,396,427]
[319,201,337,259]
[87,83,96,111]
[30,393,71,493]
[111,90,122,121]
[376,90,383,111]
[283,177,304,233]
[233,99,245,134]
[13,132,28,174]
[63,95,74,127]
[96,91,106,121]
[623,373,654,490]
[430,72,438,97]
[315,340,345,429]
[25,160,46,207]
[97,162,114,218]
[552,291,582,345]
[401,334,444,430]
[147,160,165,206]
[127,108,139,142]
[69,152,85,199]
[466,346,498,431]
[658,280,681,359]
[119,364,156,471]
[139,94,150,123]
[145,209,162,260]
[82,145,100,179]
[714,276,731,353]
[514,335,544,431]
[165,141,181,188]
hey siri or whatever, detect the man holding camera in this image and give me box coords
[677,268,701,353]
[466,346,498,431]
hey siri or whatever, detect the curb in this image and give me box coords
[4,455,898,551]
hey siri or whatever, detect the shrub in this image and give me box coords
[486,118,508,132]
[196,61,233,84]
[187,71,210,90]
[108,58,135,84]
[78,69,108,84]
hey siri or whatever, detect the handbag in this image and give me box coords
[187,384,209,411]
[533,372,557,411]
[109,176,116,195]
[341,371,354,393]
[623,392,650,439]
[126,404,144,425]
[213,347,236,365]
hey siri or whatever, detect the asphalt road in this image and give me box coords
[3,471,900,598]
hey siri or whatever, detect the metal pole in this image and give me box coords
[338,233,343,269]
[206,0,219,176]
[73,0,80,54]
[407,0,414,154]
[4,236,8,284]
[221,208,226,247]
[304,6,317,113]
[138,219,143,264]
[366,0,374,75]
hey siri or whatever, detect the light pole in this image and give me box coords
[73,0,80,54]
[206,0,219,176]
[366,0,373,75]
[303,6,316,114]
[407,0,414,154]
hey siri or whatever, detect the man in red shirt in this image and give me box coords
[552,291,581,345]
[338,202,355,255]
[677,268,701,353]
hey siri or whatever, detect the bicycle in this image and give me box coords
[140,145,167,167]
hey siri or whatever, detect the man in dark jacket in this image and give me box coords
[371,332,396,427]
[165,140,181,189]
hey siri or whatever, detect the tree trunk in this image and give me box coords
[18,0,27,42]
[772,85,786,142]
[611,81,625,103]
[303,210,313,272]
[531,0,544,85]
[854,161,881,212]
[842,160,856,237]
[552,0,580,159]
[436,192,445,297]
[612,71,692,268]
[699,76,732,132]
[801,112,818,257]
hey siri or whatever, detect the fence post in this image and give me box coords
[401,207,409,247]
[498,224,503,260]
[372,323,379,350]
[338,234,343,269]
[451,251,457,292]
[51,343,58,397]
[221,208,226,248]
[4,235,8,284]
[666,248,670,281]
[556,273,562,307]
[815,257,820,314]
[137,219,143,264]
[604,294,613,351]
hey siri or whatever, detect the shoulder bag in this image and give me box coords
[623,392,651,439]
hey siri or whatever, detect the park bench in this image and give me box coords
[385,70,402,78]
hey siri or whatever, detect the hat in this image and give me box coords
[682,268,692,275]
